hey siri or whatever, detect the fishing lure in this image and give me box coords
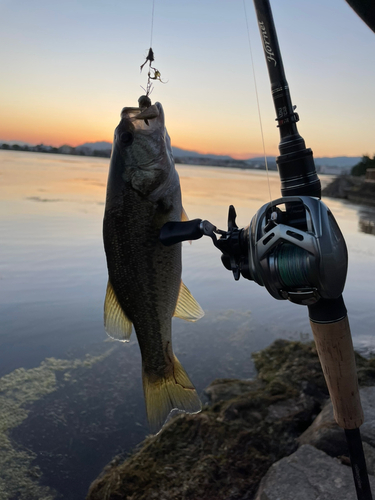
[140,47,167,99]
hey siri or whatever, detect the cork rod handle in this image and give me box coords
[310,316,364,429]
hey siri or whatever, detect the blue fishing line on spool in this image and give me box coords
[275,243,310,288]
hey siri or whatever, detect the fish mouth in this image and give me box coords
[120,102,164,132]
[114,102,169,162]
[115,102,165,154]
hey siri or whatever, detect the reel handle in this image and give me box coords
[159,219,203,246]
[310,315,364,429]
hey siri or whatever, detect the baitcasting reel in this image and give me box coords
[160,196,348,306]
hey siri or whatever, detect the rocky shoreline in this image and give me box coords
[86,340,375,500]
[322,175,375,206]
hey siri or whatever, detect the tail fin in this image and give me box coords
[142,355,202,434]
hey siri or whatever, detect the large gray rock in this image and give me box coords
[255,444,375,500]
[298,398,347,456]
[363,442,375,476]
[299,386,375,456]
[360,387,375,446]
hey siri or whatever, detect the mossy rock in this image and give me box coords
[86,339,375,500]
[252,339,328,401]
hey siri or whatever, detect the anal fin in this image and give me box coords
[104,281,132,342]
[173,281,204,321]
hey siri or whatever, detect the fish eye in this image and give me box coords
[119,131,134,147]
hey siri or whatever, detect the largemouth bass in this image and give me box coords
[103,102,203,433]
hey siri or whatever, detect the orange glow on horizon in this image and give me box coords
[0,107,371,159]
[1,128,371,160]
[1,92,372,158]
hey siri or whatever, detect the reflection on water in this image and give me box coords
[358,207,375,236]
[1,151,375,499]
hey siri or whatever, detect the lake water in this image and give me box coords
[1,150,375,499]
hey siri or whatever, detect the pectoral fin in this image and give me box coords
[173,281,204,321]
[104,281,132,342]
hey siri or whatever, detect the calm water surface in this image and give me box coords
[1,150,375,499]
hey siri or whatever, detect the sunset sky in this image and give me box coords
[1,0,374,159]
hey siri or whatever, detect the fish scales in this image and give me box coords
[103,102,204,432]
[104,189,181,376]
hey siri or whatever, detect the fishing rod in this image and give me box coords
[345,0,375,33]
[159,1,373,498]
[248,3,372,499]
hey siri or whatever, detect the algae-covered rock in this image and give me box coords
[252,339,329,407]
[86,340,375,500]
[204,378,263,404]
[86,341,323,500]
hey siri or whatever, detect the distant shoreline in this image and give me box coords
[0,143,111,158]
[0,143,272,170]
[0,144,357,174]
[322,175,375,206]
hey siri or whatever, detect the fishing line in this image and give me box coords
[150,0,155,48]
[242,0,273,205]
[139,0,166,99]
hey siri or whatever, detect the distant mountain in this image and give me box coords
[76,141,112,151]
[313,157,362,168]
[248,156,361,169]
[74,142,234,160]
[72,143,362,171]
[246,156,277,163]
[173,149,362,170]
[1,138,363,171]
[172,146,233,161]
